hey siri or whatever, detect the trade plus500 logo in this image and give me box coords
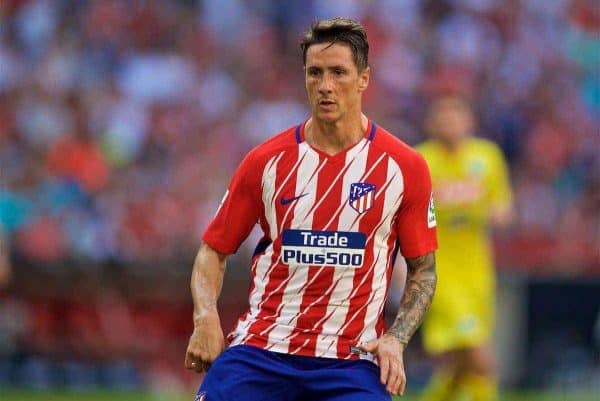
[281,229,366,268]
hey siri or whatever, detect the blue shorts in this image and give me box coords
[196,344,390,401]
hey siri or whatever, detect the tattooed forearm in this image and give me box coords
[386,252,436,345]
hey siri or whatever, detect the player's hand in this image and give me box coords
[358,334,407,396]
[184,311,225,373]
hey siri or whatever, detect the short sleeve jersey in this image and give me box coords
[417,137,512,271]
[203,120,437,360]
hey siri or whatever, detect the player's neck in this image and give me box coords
[306,113,368,156]
[439,137,467,153]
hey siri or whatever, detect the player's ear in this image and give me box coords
[358,66,370,92]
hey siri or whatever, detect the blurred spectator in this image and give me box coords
[0,230,11,288]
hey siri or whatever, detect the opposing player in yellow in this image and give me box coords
[417,96,514,401]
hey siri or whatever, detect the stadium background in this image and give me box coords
[0,0,598,400]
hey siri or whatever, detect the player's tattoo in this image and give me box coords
[386,252,436,344]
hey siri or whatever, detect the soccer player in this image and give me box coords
[417,96,514,401]
[185,18,438,401]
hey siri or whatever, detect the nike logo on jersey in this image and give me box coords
[280,193,308,205]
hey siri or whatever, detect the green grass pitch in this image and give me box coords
[0,389,598,401]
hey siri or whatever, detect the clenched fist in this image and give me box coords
[185,312,226,373]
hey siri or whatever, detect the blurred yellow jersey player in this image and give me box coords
[417,96,514,401]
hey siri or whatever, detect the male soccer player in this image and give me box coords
[185,18,438,401]
[418,96,514,401]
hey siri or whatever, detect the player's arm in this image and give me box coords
[184,150,261,372]
[386,252,436,396]
[185,242,228,373]
[388,251,436,344]
[488,144,515,228]
[360,252,436,396]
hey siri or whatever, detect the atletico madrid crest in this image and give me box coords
[349,182,376,214]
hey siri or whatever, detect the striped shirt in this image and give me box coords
[203,120,437,361]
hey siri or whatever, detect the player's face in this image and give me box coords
[305,43,369,124]
[428,99,474,144]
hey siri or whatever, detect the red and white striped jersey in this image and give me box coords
[203,120,437,361]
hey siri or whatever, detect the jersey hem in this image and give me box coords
[229,330,376,362]
[201,233,236,255]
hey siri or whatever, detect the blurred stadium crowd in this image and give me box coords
[0,0,598,392]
